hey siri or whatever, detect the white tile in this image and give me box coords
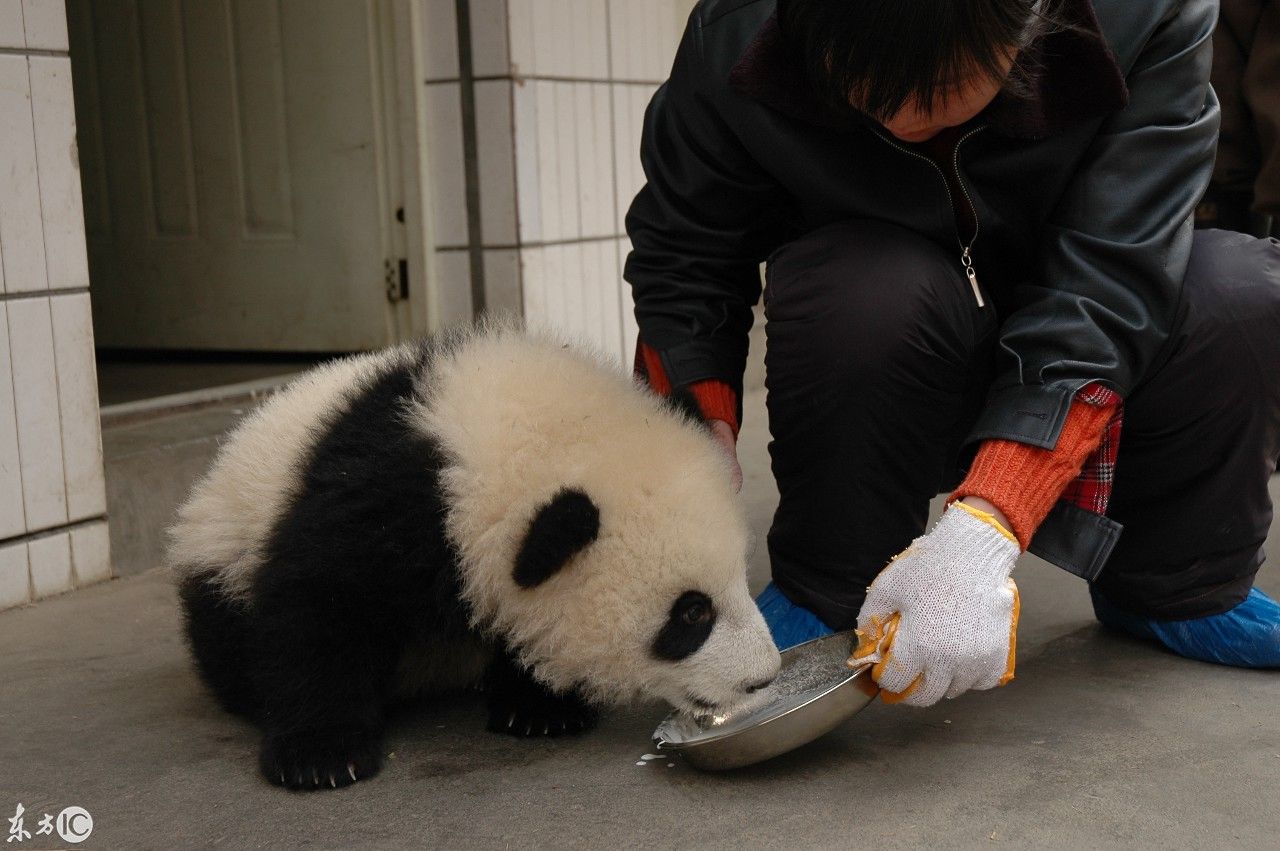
[578,238,603,350]
[607,0,630,81]
[0,0,23,50]
[474,80,517,246]
[654,0,673,79]
[584,84,616,238]
[626,86,653,216]
[20,0,66,50]
[559,242,584,341]
[7,296,67,532]
[423,82,469,247]
[660,0,680,77]
[554,84,580,239]
[618,236,639,354]
[574,86,598,236]
[507,0,535,77]
[594,238,623,360]
[592,84,618,235]
[572,0,608,79]
[647,0,667,80]
[611,84,635,233]
[29,56,89,291]
[50,293,104,522]
[69,520,111,585]
[671,0,697,38]
[421,0,459,80]
[555,0,579,78]
[534,81,561,241]
[0,540,29,610]
[0,56,49,293]
[618,0,638,80]
[634,0,655,80]
[431,250,473,329]
[0,304,25,539]
[531,0,559,79]
[569,0,591,79]
[28,530,71,598]
[470,0,510,78]
[589,0,611,79]
[658,0,680,77]
[542,243,565,331]
[483,249,523,318]
[520,246,546,329]
[511,80,541,242]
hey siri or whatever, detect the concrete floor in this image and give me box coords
[2,388,1278,849]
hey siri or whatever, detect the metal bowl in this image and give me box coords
[652,631,879,771]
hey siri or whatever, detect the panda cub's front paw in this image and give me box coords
[486,689,599,738]
[259,727,383,791]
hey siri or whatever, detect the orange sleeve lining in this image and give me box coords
[950,396,1118,549]
[635,339,740,437]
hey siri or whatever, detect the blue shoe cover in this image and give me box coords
[1091,587,1280,668]
[755,582,834,650]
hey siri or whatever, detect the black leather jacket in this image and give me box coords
[624,0,1218,578]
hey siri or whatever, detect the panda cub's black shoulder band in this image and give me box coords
[513,488,601,588]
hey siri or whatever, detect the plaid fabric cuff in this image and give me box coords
[1061,384,1123,515]
[951,382,1122,549]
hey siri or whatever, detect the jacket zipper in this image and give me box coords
[871,125,988,307]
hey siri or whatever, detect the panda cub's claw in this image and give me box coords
[259,727,383,791]
[485,692,599,738]
[485,649,600,738]
[484,678,599,738]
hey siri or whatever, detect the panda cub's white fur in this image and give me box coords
[169,346,416,602]
[414,327,777,708]
[169,321,780,790]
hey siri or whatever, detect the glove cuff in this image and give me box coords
[950,500,1018,546]
[930,502,1021,582]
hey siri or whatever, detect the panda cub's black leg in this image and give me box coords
[249,576,400,791]
[485,648,599,737]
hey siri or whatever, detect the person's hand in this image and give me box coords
[851,501,1020,707]
[708,420,742,492]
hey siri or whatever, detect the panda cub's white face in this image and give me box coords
[416,328,782,716]
[501,484,782,717]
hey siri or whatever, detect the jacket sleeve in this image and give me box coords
[968,0,1220,450]
[623,8,784,400]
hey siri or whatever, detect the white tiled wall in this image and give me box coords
[423,0,691,360]
[0,0,110,612]
[422,0,691,355]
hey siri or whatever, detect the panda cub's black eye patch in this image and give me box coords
[651,591,717,661]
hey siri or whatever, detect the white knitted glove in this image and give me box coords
[852,501,1021,707]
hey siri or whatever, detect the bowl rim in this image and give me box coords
[653,631,876,751]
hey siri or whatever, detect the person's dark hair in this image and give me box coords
[778,0,1061,120]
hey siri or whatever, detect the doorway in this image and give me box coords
[66,0,431,406]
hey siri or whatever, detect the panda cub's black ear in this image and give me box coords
[513,488,601,588]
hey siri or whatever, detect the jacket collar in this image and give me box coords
[728,0,1130,140]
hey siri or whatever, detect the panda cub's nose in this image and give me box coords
[743,676,775,694]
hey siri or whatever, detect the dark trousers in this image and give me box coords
[1212,0,1280,215]
[762,221,1280,630]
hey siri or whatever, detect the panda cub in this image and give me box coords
[169,323,780,790]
